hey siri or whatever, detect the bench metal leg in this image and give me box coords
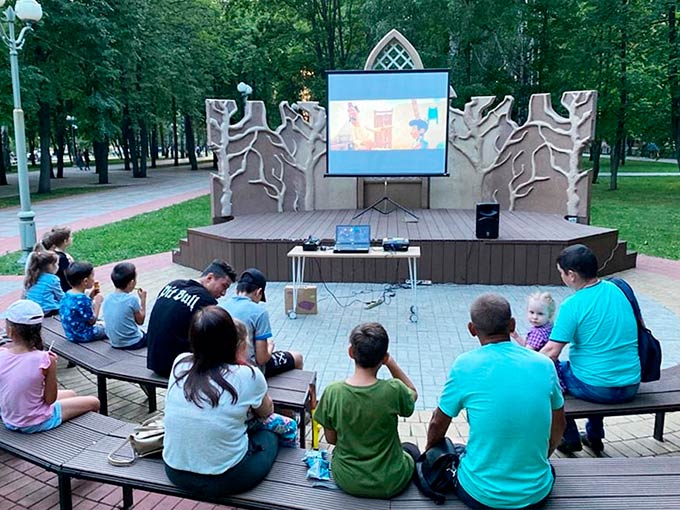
[654,412,666,441]
[58,474,73,510]
[97,375,108,416]
[122,486,134,509]
[299,407,306,449]
[147,385,157,413]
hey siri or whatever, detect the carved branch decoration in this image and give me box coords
[507,144,551,210]
[206,98,326,217]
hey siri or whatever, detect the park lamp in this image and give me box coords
[237,81,253,100]
[0,0,43,264]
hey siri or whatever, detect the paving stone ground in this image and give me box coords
[0,167,679,508]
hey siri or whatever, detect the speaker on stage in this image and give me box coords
[476,203,500,239]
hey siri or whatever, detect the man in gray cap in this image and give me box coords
[221,268,303,376]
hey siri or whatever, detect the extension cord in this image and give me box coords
[365,297,384,310]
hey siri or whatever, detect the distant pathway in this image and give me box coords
[0,164,212,254]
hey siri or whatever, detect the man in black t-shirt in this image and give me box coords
[146,259,237,377]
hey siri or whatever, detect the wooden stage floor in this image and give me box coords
[173,209,636,285]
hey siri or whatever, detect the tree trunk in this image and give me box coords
[0,127,7,186]
[185,114,198,170]
[172,97,179,166]
[150,124,158,168]
[611,0,628,191]
[28,132,36,167]
[669,3,680,169]
[213,153,218,170]
[121,117,132,171]
[591,139,601,183]
[2,126,10,171]
[94,138,109,184]
[54,124,65,179]
[159,124,168,158]
[139,118,148,178]
[37,101,52,194]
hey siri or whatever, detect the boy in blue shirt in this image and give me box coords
[59,261,107,343]
[102,262,148,350]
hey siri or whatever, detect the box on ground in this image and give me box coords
[284,285,318,314]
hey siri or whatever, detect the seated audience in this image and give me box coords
[315,322,419,498]
[426,293,565,509]
[59,261,106,343]
[163,306,278,497]
[221,268,302,376]
[0,300,99,433]
[541,244,640,455]
[102,262,148,350]
[146,259,236,377]
[24,250,64,317]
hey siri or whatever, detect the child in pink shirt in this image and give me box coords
[0,300,100,433]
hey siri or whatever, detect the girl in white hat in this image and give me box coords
[0,300,99,433]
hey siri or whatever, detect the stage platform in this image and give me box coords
[172,209,636,285]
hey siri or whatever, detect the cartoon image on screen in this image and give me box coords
[326,69,450,177]
[329,99,446,152]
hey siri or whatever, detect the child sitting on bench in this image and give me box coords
[0,300,100,433]
[315,322,420,498]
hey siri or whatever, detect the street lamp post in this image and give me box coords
[0,0,43,264]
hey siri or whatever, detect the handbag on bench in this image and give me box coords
[108,413,165,466]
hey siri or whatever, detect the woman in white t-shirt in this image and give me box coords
[163,306,279,497]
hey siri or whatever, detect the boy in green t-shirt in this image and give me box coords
[315,322,419,498]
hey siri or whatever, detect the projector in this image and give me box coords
[382,238,410,252]
[302,236,320,251]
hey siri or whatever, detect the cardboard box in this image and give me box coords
[284,285,318,315]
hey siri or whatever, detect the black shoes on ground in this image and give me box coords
[557,432,604,457]
[580,432,604,456]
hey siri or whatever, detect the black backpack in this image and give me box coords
[609,277,662,383]
[413,438,464,505]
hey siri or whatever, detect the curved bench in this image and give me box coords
[2,412,680,510]
[564,365,680,441]
[41,317,317,448]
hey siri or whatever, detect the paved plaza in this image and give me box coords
[0,167,679,509]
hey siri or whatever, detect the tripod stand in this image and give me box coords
[352,179,419,222]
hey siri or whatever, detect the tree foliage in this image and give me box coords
[0,0,678,190]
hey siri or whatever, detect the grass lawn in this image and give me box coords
[590,177,680,260]
[0,195,210,275]
[0,186,122,210]
[585,157,680,173]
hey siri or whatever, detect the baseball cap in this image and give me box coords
[239,268,267,302]
[5,300,44,325]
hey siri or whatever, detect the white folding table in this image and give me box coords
[286,246,421,322]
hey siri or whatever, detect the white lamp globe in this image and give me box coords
[15,0,43,23]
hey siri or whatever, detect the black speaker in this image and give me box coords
[476,203,500,239]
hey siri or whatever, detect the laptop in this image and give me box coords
[334,224,371,253]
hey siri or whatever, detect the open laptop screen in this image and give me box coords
[335,225,371,246]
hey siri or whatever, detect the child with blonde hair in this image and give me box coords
[511,292,556,351]
[24,251,64,317]
[0,300,99,433]
[511,292,565,390]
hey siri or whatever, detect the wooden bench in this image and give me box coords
[564,364,680,441]
[41,317,317,448]
[2,412,680,510]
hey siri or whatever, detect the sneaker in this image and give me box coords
[556,438,582,454]
[580,432,604,456]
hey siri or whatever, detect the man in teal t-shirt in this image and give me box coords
[427,294,565,510]
[315,322,419,498]
[541,244,640,456]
